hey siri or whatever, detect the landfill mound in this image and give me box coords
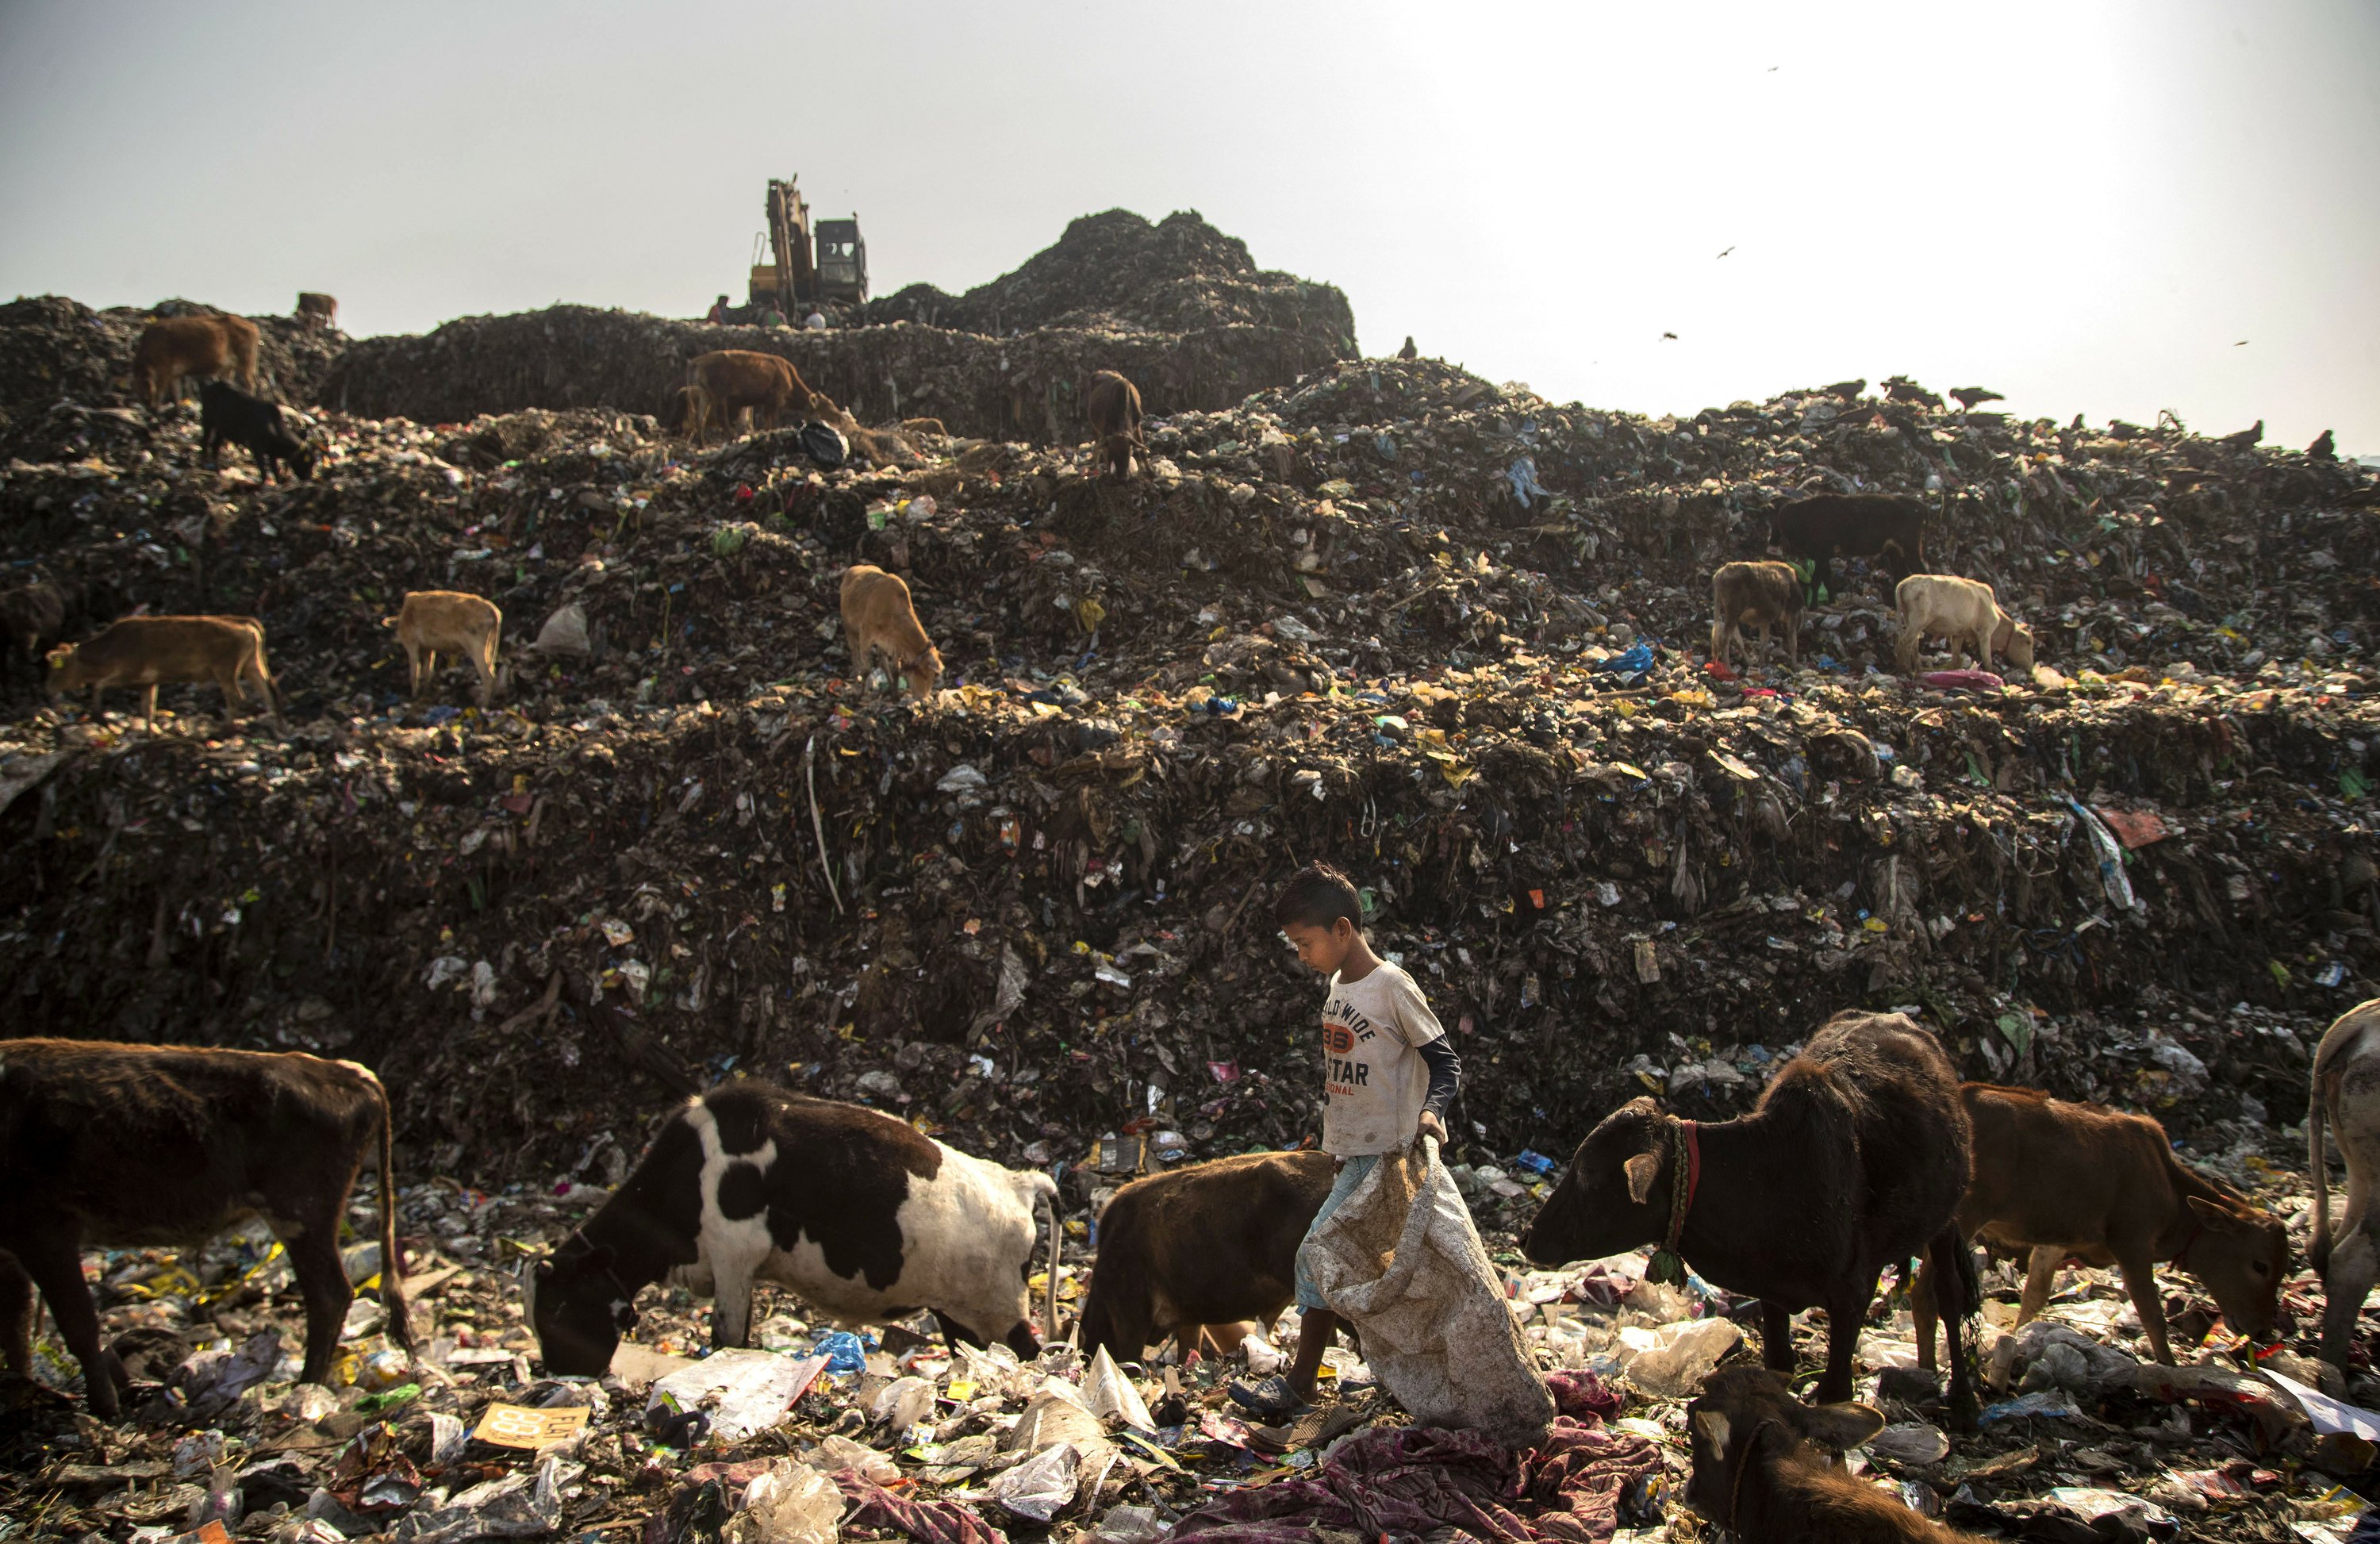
[0,294,347,457]
[867,208,1357,344]
[318,308,1346,443]
[2,353,2376,1184]
[6,309,2380,1544]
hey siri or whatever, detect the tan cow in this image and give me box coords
[1709,560,1803,670]
[1084,371,1146,479]
[840,565,942,699]
[48,615,282,731]
[685,350,816,444]
[295,293,339,331]
[131,315,260,409]
[1894,574,2034,676]
[383,590,502,705]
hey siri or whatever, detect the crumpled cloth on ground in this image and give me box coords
[1171,1396,1658,1544]
[834,1469,1008,1544]
[1300,1138,1556,1446]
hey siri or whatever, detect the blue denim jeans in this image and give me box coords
[1293,1154,1380,1312]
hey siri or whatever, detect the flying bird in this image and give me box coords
[2309,428,2336,460]
[1949,386,2005,411]
[2235,340,2248,347]
[1717,246,1735,259]
[1661,331,1679,340]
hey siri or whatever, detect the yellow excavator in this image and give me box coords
[747,176,867,312]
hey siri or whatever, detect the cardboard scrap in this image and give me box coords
[473,1401,591,1450]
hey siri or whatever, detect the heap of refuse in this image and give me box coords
[866,209,1358,344]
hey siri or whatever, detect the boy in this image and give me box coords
[1231,862,1461,1419]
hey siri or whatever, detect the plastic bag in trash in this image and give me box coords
[800,422,848,469]
[991,1442,1080,1523]
[392,1457,577,1544]
[647,1349,823,1446]
[1597,642,1656,676]
[1616,1316,1742,1399]
[1093,1504,1168,1544]
[812,1331,868,1373]
[1866,1421,1950,1465]
[869,1375,935,1434]
[1081,1346,1157,1430]
[175,1330,283,1419]
[800,1432,897,1485]
[1299,1138,1554,1446]
[727,1457,842,1544]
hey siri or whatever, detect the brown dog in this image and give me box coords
[840,566,942,698]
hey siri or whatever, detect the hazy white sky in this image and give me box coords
[4,2,2375,450]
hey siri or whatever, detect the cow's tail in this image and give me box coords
[2313,1052,2337,1273]
[370,1071,415,1354]
[1035,1174,1064,1346]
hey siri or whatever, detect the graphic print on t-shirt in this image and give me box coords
[1319,963,1440,1155]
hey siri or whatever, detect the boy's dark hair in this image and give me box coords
[1274,863,1363,932]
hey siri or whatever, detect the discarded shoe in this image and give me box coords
[1226,1375,1309,1420]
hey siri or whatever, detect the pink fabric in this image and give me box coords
[834,1470,1008,1544]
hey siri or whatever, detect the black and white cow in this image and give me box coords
[527,1083,1059,1376]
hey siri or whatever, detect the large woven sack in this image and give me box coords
[1300,1137,1553,1447]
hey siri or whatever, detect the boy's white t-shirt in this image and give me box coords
[1319,959,1447,1156]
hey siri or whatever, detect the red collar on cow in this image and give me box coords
[2173,1217,2205,1271]
[1647,1118,1702,1287]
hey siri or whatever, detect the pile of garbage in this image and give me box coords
[3,1118,2374,1544]
[866,209,1357,344]
[0,295,347,461]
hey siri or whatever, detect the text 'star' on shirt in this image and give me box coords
[1319,959,1447,1156]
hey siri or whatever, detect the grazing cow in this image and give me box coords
[1523,1012,1979,1422]
[840,564,942,698]
[1076,1150,1335,1364]
[527,1085,1058,1375]
[1709,560,1803,670]
[295,293,339,331]
[2310,999,2380,1371]
[130,315,260,409]
[1685,1366,1990,1544]
[0,1039,411,1421]
[1,580,67,682]
[1912,1084,2285,1369]
[382,590,502,705]
[1084,371,1146,479]
[1893,574,2033,677]
[48,615,282,732]
[685,350,816,444]
[662,384,716,440]
[198,381,317,483]
[1771,494,1927,597]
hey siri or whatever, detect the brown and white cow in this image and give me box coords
[1709,560,1803,670]
[131,315,260,409]
[0,1039,412,1420]
[1076,1150,1334,1364]
[528,1085,1058,1376]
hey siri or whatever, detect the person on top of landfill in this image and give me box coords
[1230,862,1461,1420]
[706,294,732,325]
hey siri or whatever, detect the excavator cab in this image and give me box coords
[815,219,867,304]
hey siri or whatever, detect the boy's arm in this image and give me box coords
[1417,1037,1462,1138]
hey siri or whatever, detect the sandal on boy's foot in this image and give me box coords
[1227,1374,1310,1420]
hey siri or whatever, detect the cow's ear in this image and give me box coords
[1691,1410,1731,1461]
[1623,1149,1662,1205]
[1795,1400,1885,1450]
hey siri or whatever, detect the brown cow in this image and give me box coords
[1524,1012,1981,1424]
[1685,1366,1990,1544]
[295,293,339,331]
[1076,1150,1335,1365]
[131,315,259,409]
[1913,1083,2286,1368]
[0,1039,413,1421]
[840,565,942,698]
[1710,560,1803,670]
[685,350,816,444]
[47,615,282,731]
[1085,371,1146,479]
[383,590,502,705]
[1,581,66,682]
